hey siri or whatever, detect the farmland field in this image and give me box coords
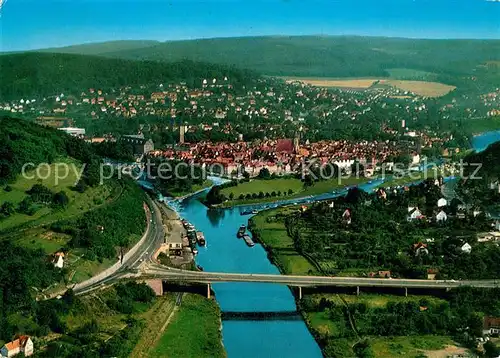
[284,77,379,89]
[283,76,456,97]
[379,79,456,97]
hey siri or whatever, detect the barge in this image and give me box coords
[237,225,246,238]
[242,234,255,247]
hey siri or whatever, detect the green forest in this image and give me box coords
[36,36,500,80]
[0,53,259,100]
[0,117,149,350]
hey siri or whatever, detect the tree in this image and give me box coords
[18,197,36,216]
[484,341,500,358]
[205,187,224,206]
[258,168,271,180]
[287,189,293,195]
[53,191,70,208]
[229,192,234,200]
[353,340,374,358]
[243,171,250,180]
[304,174,315,187]
[0,201,15,217]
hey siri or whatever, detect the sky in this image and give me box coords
[0,0,499,51]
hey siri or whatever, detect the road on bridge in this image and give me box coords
[135,262,500,290]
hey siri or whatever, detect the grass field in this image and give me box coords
[0,160,117,231]
[284,77,379,89]
[130,294,178,357]
[379,79,456,97]
[221,177,368,207]
[149,294,226,358]
[282,75,455,97]
[169,180,213,198]
[221,178,303,198]
[386,68,440,82]
[251,208,317,275]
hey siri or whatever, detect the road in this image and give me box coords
[136,262,500,289]
[74,198,165,296]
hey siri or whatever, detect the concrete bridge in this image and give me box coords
[132,262,500,299]
[75,261,500,298]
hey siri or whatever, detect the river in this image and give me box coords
[166,179,384,358]
[162,130,500,358]
[472,130,500,153]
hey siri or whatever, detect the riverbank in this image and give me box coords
[217,177,369,208]
[148,294,226,358]
[248,208,466,358]
[170,180,213,200]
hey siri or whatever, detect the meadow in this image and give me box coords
[221,177,368,207]
[284,77,379,89]
[284,74,456,97]
[378,79,456,97]
[0,160,117,231]
[149,294,226,358]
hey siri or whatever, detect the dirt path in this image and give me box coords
[422,345,468,358]
[129,295,179,358]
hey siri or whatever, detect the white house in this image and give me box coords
[436,211,448,222]
[342,209,352,225]
[1,336,34,357]
[437,198,447,208]
[407,207,424,221]
[53,252,65,269]
[461,243,472,254]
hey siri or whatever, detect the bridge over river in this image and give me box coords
[77,262,500,299]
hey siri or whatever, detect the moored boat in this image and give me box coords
[196,231,206,246]
[237,225,246,238]
[243,234,255,247]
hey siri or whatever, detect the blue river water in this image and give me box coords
[161,130,500,358]
[472,130,500,152]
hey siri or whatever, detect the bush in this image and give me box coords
[53,191,70,208]
[0,201,16,217]
[18,197,37,216]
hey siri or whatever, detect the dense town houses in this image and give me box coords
[148,137,410,177]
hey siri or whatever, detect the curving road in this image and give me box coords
[74,198,165,296]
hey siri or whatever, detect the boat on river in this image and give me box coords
[237,225,246,238]
[242,234,255,247]
[196,231,206,246]
[240,210,253,216]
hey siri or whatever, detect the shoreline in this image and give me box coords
[248,214,327,357]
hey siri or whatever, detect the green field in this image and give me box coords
[251,208,317,275]
[386,68,440,82]
[169,179,213,198]
[149,294,226,358]
[221,177,368,207]
[0,160,118,231]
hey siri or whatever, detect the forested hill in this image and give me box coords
[0,52,260,100]
[0,116,95,184]
[465,141,500,179]
[31,36,500,79]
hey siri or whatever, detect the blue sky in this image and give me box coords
[1,0,499,51]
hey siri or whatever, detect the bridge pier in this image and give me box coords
[357,286,360,296]
[207,283,211,299]
[298,286,302,300]
[404,287,408,297]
